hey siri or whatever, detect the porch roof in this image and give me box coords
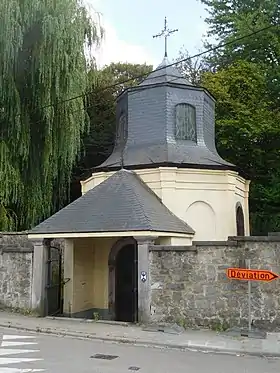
[29,169,194,237]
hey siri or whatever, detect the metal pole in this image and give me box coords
[247,259,252,331]
[164,36,167,57]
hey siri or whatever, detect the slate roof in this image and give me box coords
[96,58,236,173]
[30,169,194,236]
[139,57,192,86]
[97,143,234,170]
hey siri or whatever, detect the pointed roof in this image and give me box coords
[139,57,192,86]
[30,169,194,236]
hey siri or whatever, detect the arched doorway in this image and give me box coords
[236,204,245,236]
[108,238,138,322]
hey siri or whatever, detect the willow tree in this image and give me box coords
[0,0,101,230]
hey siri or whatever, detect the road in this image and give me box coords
[0,328,279,373]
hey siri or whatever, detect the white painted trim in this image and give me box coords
[28,231,193,240]
[81,167,244,186]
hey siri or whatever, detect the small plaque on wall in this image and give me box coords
[140,271,147,282]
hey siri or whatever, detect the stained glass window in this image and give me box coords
[175,103,197,141]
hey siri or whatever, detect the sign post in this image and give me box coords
[226,265,279,337]
[246,259,251,332]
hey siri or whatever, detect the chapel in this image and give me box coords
[29,54,250,323]
[80,56,250,241]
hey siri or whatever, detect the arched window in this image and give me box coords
[116,112,127,145]
[236,205,245,236]
[175,103,197,141]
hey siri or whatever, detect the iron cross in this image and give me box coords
[153,17,178,58]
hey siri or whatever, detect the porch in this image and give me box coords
[29,232,191,323]
[28,169,194,323]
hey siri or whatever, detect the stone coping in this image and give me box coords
[0,246,33,253]
[2,232,280,243]
[149,245,197,252]
[228,236,280,242]
[0,231,28,236]
[193,241,237,246]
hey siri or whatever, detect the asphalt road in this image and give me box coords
[0,328,279,373]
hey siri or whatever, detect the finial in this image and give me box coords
[153,17,178,58]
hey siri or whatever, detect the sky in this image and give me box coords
[87,0,209,68]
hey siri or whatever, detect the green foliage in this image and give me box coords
[199,0,280,234]
[201,0,280,60]
[93,312,100,321]
[0,0,101,230]
[202,61,280,234]
[0,204,17,231]
[175,48,208,85]
[101,62,153,96]
[201,0,280,105]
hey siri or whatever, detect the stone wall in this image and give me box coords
[0,232,34,310]
[150,237,280,331]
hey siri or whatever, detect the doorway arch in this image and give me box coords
[108,237,138,322]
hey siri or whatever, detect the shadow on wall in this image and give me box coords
[185,201,216,240]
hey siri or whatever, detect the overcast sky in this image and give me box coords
[88,0,209,68]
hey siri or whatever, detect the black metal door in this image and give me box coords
[115,243,138,322]
[46,243,62,316]
[133,243,138,323]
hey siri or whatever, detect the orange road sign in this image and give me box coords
[227,268,279,282]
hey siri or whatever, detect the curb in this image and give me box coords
[0,322,278,358]
[45,316,129,327]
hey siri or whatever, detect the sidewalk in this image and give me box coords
[0,311,279,357]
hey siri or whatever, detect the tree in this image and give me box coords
[175,48,209,85]
[71,69,116,187]
[70,62,153,200]
[100,62,153,96]
[84,62,153,168]
[199,0,280,233]
[0,0,101,230]
[79,62,153,173]
[201,0,280,105]
[202,61,280,234]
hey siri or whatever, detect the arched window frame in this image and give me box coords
[236,203,245,236]
[175,103,197,142]
[116,111,127,145]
